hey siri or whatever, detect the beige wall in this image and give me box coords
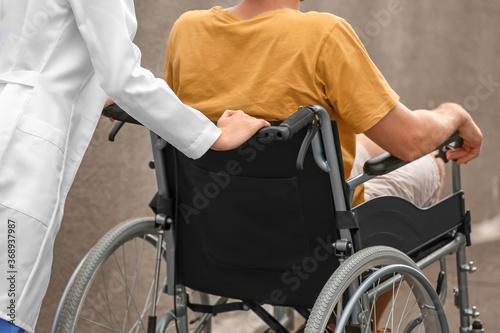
[38,1,499,331]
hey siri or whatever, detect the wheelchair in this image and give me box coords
[53,105,484,333]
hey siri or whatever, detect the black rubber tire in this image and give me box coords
[55,217,169,333]
[305,246,447,333]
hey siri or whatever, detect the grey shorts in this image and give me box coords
[350,142,441,208]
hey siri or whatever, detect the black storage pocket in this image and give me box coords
[186,165,311,272]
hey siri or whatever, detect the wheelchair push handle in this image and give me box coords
[255,106,317,141]
[102,104,141,125]
[102,103,319,143]
[102,104,142,141]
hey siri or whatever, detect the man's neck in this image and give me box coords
[226,0,300,20]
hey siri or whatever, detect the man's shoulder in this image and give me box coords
[175,9,212,25]
[170,9,215,37]
[294,11,345,27]
[299,11,343,22]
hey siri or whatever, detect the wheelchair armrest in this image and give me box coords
[363,152,409,176]
[362,132,462,176]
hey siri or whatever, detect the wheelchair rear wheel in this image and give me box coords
[55,217,178,333]
[305,246,448,333]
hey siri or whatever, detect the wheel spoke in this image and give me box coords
[121,236,149,332]
[394,284,416,332]
[368,277,382,332]
[84,296,118,331]
[79,315,121,332]
[99,267,122,330]
[112,248,145,331]
[382,272,404,332]
[305,247,445,333]
[57,218,177,333]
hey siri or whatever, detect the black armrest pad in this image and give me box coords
[362,132,462,176]
[363,151,409,176]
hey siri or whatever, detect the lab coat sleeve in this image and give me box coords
[67,0,221,159]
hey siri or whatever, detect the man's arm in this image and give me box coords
[364,102,482,164]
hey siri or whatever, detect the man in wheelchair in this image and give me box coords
[53,2,485,332]
[50,2,485,333]
[163,0,482,208]
[161,0,483,331]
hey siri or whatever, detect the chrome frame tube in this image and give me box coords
[452,161,462,193]
[312,107,348,212]
[336,264,449,333]
[346,173,374,206]
[150,132,169,199]
[456,241,472,332]
[311,107,354,242]
[451,161,462,193]
[438,257,448,305]
[175,285,189,333]
[150,132,176,296]
[367,234,466,302]
[151,230,165,318]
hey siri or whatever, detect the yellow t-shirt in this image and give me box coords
[164,6,399,205]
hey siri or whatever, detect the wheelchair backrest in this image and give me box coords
[163,127,343,307]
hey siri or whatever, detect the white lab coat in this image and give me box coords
[0,0,221,331]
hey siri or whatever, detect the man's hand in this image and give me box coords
[211,110,270,151]
[104,97,115,109]
[446,110,483,164]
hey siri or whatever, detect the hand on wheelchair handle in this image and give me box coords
[102,103,141,125]
[435,132,462,162]
[103,96,115,109]
[446,120,483,165]
[212,110,270,151]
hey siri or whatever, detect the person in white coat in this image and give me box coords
[0,0,269,332]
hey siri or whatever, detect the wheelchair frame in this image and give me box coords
[53,105,483,333]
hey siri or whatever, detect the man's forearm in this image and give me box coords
[364,102,482,163]
[411,103,469,157]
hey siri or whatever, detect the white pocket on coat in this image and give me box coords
[0,115,66,226]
